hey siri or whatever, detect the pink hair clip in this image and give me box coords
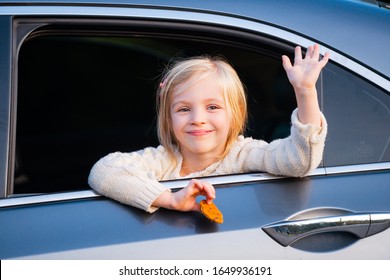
[159,79,167,98]
[159,78,167,89]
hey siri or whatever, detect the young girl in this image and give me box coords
[88,44,330,213]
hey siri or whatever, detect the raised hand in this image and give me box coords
[282,44,330,93]
[282,44,330,126]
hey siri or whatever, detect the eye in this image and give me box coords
[177,107,190,112]
[207,105,220,110]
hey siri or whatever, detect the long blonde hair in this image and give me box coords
[156,56,247,162]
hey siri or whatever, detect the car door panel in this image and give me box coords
[1,169,389,259]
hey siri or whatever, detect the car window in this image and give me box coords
[322,64,390,166]
[14,24,296,195]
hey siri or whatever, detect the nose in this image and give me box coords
[190,108,207,125]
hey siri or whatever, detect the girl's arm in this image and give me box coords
[88,150,170,213]
[282,44,330,126]
[88,150,216,213]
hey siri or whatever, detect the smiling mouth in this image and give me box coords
[187,130,213,136]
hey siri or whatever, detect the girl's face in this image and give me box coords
[170,75,231,162]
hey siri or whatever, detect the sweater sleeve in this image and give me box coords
[225,108,327,177]
[88,147,172,213]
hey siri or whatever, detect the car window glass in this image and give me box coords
[15,30,295,195]
[322,63,390,166]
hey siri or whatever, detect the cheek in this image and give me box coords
[212,112,231,139]
[223,114,234,139]
[170,113,179,130]
[170,113,184,139]
[222,112,232,132]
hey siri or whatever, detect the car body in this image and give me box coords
[0,0,389,259]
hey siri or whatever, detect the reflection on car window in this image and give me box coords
[15,30,295,194]
[322,63,390,166]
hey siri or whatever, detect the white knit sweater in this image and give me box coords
[88,109,327,213]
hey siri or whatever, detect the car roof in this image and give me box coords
[1,0,390,78]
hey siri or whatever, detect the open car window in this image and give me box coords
[14,22,297,195]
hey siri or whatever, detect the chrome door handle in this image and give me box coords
[262,210,390,247]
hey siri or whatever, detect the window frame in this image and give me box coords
[0,15,13,198]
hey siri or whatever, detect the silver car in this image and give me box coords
[0,0,389,260]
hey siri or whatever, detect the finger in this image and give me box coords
[304,45,314,60]
[282,55,293,71]
[189,178,204,190]
[193,203,201,212]
[294,46,302,63]
[187,179,211,197]
[186,179,202,195]
[314,51,330,70]
[312,43,320,59]
[193,180,216,204]
[319,52,330,66]
[189,178,200,186]
[201,181,216,203]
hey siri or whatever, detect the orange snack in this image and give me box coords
[199,200,223,224]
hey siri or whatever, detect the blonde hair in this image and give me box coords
[156,56,247,162]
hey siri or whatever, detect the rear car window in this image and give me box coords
[322,64,390,166]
